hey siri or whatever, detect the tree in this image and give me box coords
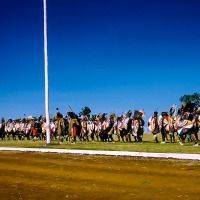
[79,106,91,117]
[179,92,200,107]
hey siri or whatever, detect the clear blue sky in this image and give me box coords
[0,0,200,123]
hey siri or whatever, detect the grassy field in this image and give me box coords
[0,132,200,154]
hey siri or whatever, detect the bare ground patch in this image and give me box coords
[0,152,200,200]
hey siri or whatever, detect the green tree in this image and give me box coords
[79,106,91,117]
[179,92,200,107]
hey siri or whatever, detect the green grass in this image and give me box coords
[0,132,200,154]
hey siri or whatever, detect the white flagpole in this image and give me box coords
[43,0,50,144]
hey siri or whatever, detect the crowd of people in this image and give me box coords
[0,110,145,144]
[148,103,200,146]
[0,103,199,146]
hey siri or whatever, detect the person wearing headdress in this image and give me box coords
[18,118,27,140]
[176,103,199,146]
[120,110,132,142]
[126,110,133,142]
[159,111,169,144]
[68,112,80,144]
[0,117,6,140]
[168,115,176,143]
[50,118,57,139]
[99,113,108,142]
[41,117,47,140]
[148,111,160,143]
[5,118,16,140]
[57,113,66,144]
[81,116,90,141]
[32,118,41,142]
[193,107,200,142]
[134,110,145,143]
[116,115,123,142]
[94,114,101,141]
[131,118,138,142]
[90,115,99,142]
[26,117,33,140]
[107,113,116,142]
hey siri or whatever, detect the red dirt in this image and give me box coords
[0,151,200,200]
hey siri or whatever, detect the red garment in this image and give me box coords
[73,126,77,137]
[32,128,37,136]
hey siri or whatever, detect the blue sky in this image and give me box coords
[0,0,200,123]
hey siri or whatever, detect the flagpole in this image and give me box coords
[43,0,50,144]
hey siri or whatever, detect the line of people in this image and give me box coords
[148,103,200,146]
[0,110,145,144]
[0,103,199,146]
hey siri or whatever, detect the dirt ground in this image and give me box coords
[0,151,200,200]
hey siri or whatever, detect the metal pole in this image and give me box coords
[43,0,50,144]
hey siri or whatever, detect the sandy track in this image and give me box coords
[0,150,200,200]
